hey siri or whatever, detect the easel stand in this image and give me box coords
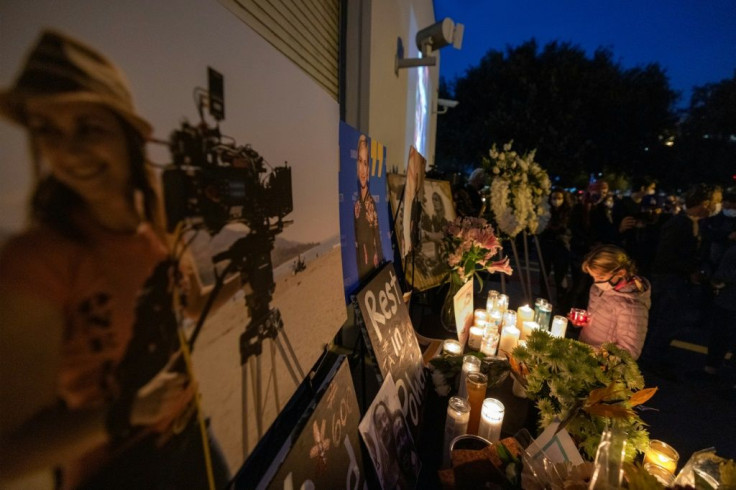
[506,232,552,305]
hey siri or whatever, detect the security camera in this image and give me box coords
[437,98,459,109]
[416,18,464,55]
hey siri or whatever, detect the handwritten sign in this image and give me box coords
[357,263,426,434]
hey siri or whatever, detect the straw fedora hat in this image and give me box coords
[0,29,152,139]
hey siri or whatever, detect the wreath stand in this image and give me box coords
[506,232,551,306]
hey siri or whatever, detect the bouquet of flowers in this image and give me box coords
[443,216,513,289]
[508,330,656,462]
[483,141,552,237]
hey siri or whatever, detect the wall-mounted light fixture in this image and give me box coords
[395,17,464,75]
[435,98,459,114]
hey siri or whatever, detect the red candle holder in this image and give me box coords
[568,308,589,327]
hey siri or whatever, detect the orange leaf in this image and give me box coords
[629,387,658,407]
[584,403,633,419]
[586,383,621,406]
[506,352,523,377]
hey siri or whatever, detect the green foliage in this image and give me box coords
[512,330,651,462]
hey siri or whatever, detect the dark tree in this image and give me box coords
[435,39,679,187]
[671,73,736,187]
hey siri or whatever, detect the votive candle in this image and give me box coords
[458,355,481,399]
[465,372,488,435]
[442,339,463,356]
[534,298,553,330]
[488,309,503,331]
[516,305,534,329]
[498,326,520,355]
[477,398,505,442]
[480,331,499,357]
[468,326,484,351]
[644,440,679,474]
[550,315,569,338]
[486,290,499,311]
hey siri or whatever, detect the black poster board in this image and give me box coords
[356,263,427,434]
[232,353,366,489]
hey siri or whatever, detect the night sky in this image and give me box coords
[434,0,736,108]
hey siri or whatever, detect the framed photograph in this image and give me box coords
[387,175,456,291]
[359,374,421,490]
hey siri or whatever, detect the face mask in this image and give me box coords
[595,281,614,291]
[723,209,736,218]
[551,199,563,208]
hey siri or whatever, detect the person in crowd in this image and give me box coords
[643,183,715,365]
[577,244,650,359]
[704,238,736,377]
[453,168,486,218]
[539,187,573,304]
[354,133,383,280]
[701,186,736,274]
[589,192,620,246]
[0,29,233,488]
[567,180,610,308]
[614,176,660,276]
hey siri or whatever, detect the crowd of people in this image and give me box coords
[451,170,736,384]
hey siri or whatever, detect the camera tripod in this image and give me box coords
[189,231,304,455]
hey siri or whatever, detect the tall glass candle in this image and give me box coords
[498,326,520,355]
[442,339,463,356]
[443,396,470,467]
[516,304,534,329]
[480,330,499,357]
[488,309,503,332]
[534,298,553,330]
[474,309,489,325]
[497,294,509,314]
[458,355,481,399]
[521,320,540,341]
[465,372,488,435]
[477,398,505,442]
[502,310,517,329]
[550,315,569,338]
[468,326,484,351]
[643,440,679,474]
[486,290,499,311]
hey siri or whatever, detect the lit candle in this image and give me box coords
[465,372,488,435]
[534,298,553,330]
[486,290,499,311]
[496,294,509,314]
[474,309,489,325]
[480,331,499,357]
[468,326,484,351]
[477,398,505,442]
[643,463,675,487]
[498,326,520,355]
[521,320,540,341]
[458,355,481,399]
[643,440,679,474]
[502,310,517,329]
[442,339,463,356]
[488,309,503,331]
[569,308,590,327]
[550,315,569,338]
[443,396,470,467]
[516,305,534,329]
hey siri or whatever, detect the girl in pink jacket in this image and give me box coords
[579,245,651,359]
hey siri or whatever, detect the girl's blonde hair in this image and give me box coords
[582,244,637,276]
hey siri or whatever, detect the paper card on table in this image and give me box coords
[453,279,474,347]
[526,420,584,466]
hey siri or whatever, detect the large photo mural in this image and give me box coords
[0,0,345,485]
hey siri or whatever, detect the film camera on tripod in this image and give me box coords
[160,68,305,452]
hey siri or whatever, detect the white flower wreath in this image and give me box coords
[485,141,551,237]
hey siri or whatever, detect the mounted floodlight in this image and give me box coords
[436,98,459,114]
[416,18,464,56]
[395,17,464,75]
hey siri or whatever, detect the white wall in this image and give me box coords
[367,0,439,172]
